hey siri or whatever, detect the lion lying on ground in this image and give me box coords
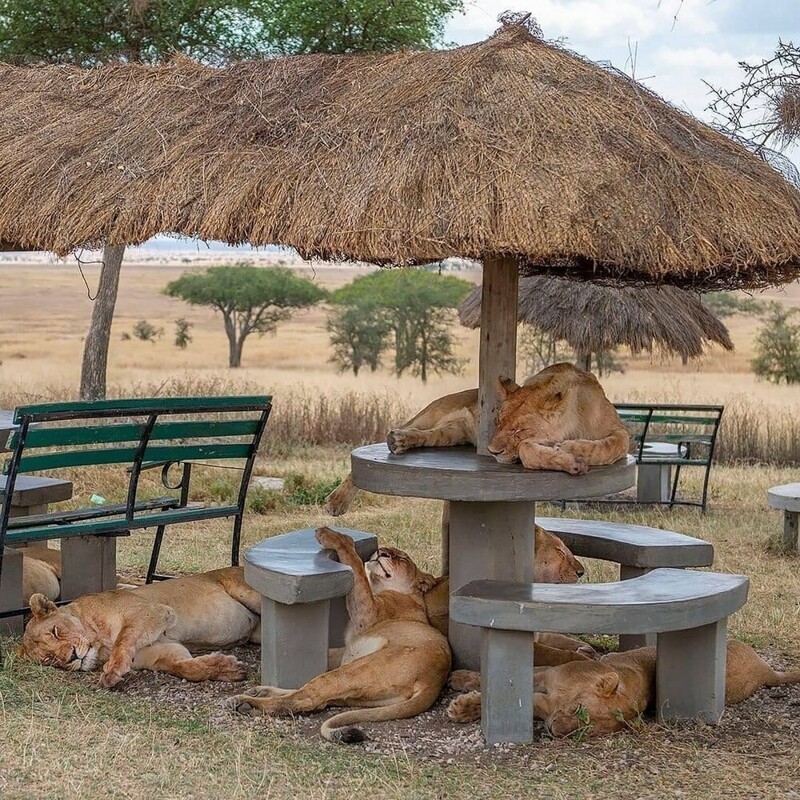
[422,524,595,666]
[19,567,259,687]
[447,641,800,737]
[21,547,62,603]
[325,363,628,516]
[226,527,452,744]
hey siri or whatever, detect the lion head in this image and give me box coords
[366,546,437,597]
[534,660,642,738]
[18,594,100,672]
[488,364,585,463]
[534,525,584,583]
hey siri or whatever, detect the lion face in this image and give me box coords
[488,366,577,463]
[534,661,641,738]
[366,547,435,596]
[534,526,585,583]
[19,594,100,672]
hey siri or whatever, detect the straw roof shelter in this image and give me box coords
[458,277,734,360]
[1,22,800,292]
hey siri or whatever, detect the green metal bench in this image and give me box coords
[0,395,272,623]
[614,403,724,511]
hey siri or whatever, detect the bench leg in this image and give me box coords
[260,597,330,689]
[618,565,656,651]
[481,628,535,745]
[783,511,799,552]
[449,500,536,670]
[60,536,117,600]
[656,619,727,724]
[0,547,24,635]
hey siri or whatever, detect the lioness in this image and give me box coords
[325,363,628,516]
[422,525,595,666]
[227,527,452,744]
[448,641,800,737]
[19,567,259,687]
[21,547,62,603]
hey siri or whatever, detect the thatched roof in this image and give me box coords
[458,276,734,358]
[1,23,800,289]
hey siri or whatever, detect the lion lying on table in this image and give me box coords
[226,527,452,744]
[19,567,259,687]
[447,641,800,737]
[325,362,629,516]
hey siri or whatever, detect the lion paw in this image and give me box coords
[448,669,480,692]
[578,643,597,659]
[99,668,125,689]
[224,694,266,716]
[315,526,351,551]
[569,459,589,476]
[203,653,247,682]
[447,691,481,724]
[246,685,283,698]
[387,429,414,454]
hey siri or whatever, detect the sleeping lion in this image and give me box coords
[325,362,629,516]
[227,527,452,743]
[19,567,259,687]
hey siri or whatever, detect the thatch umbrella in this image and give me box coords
[458,277,734,363]
[0,23,799,294]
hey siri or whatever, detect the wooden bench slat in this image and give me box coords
[14,442,253,473]
[17,419,261,449]
[6,496,179,529]
[5,504,240,544]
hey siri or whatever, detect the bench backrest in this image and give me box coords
[1,396,271,533]
[613,403,724,463]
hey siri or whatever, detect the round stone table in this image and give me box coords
[351,444,636,668]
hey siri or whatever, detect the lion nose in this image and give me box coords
[575,561,585,578]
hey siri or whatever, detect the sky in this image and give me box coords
[444,0,799,164]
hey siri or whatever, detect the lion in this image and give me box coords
[21,546,62,603]
[325,363,628,516]
[448,641,800,737]
[19,567,260,687]
[226,527,452,744]
[422,524,595,666]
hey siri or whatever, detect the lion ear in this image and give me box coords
[29,593,57,618]
[497,376,520,400]
[595,672,620,697]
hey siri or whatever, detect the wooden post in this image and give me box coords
[477,256,518,455]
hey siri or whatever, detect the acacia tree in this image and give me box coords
[0,0,264,399]
[251,0,462,55]
[332,270,471,382]
[751,306,800,385]
[165,264,326,367]
[327,304,391,376]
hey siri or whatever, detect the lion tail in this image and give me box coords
[320,687,437,744]
[324,473,359,517]
[768,668,800,687]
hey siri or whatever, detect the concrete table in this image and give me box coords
[767,483,800,551]
[0,410,15,453]
[351,443,636,669]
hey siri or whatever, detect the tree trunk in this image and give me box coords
[228,335,244,368]
[575,350,592,372]
[79,244,126,400]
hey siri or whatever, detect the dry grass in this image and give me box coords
[3,259,800,797]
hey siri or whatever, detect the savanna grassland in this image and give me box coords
[1,253,800,800]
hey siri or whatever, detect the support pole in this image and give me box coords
[477,256,518,455]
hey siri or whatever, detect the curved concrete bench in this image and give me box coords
[244,527,378,689]
[538,517,714,650]
[450,568,749,744]
[767,483,800,551]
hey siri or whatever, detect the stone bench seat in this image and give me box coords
[538,517,714,650]
[244,527,378,689]
[450,568,749,744]
[0,474,74,514]
[767,483,800,551]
